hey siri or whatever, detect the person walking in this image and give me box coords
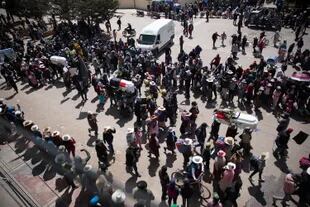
[221,32,227,47]
[7,75,18,93]
[180,178,193,207]
[188,22,194,39]
[195,122,208,154]
[95,140,109,170]
[179,35,184,53]
[126,145,141,177]
[148,134,160,159]
[202,142,212,173]
[133,181,155,207]
[167,180,179,206]
[103,126,116,155]
[164,127,177,154]
[219,162,236,193]
[249,152,269,182]
[158,166,170,201]
[87,111,98,136]
[272,173,297,206]
[274,128,293,159]
[212,32,220,49]
[117,17,121,30]
[62,134,76,157]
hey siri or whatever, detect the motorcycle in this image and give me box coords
[136,10,144,17]
[122,28,136,37]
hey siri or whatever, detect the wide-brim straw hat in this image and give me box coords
[192,155,203,164]
[224,137,235,146]
[103,126,112,132]
[112,189,126,203]
[184,138,193,146]
[62,134,71,141]
[43,127,51,133]
[52,131,60,137]
[31,124,39,132]
[217,150,226,158]
[307,167,310,176]
[23,120,33,127]
[58,145,66,152]
[260,152,269,160]
[150,81,156,86]
[15,110,22,116]
[158,106,166,111]
[224,162,236,170]
[185,112,192,117]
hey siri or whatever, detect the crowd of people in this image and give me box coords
[0,0,310,206]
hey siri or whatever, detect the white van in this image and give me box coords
[137,19,175,55]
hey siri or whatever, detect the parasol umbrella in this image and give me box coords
[290,71,310,82]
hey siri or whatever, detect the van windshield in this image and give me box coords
[139,34,156,45]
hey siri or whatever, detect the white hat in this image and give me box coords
[103,126,112,132]
[184,138,193,146]
[192,155,203,164]
[307,167,310,176]
[158,106,166,111]
[84,165,93,172]
[23,120,33,127]
[168,127,174,132]
[127,128,134,134]
[43,127,51,133]
[224,137,235,146]
[260,152,269,160]
[87,111,93,115]
[150,81,156,86]
[207,76,215,82]
[31,125,39,132]
[112,189,126,203]
[62,134,71,141]
[52,131,60,137]
[58,145,66,152]
[15,110,22,116]
[227,70,233,75]
[225,162,236,170]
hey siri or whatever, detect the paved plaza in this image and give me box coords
[0,9,310,207]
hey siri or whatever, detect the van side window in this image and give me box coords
[157,35,160,41]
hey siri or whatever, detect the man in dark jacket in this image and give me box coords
[195,122,208,154]
[158,166,170,201]
[126,145,141,177]
[274,128,293,159]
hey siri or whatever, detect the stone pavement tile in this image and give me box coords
[12,164,58,207]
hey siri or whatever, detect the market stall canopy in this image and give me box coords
[290,71,310,82]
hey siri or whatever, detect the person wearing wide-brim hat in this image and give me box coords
[112,189,126,206]
[249,152,269,182]
[213,150,227,181]
[51,131,63,147]
[219,162,236,192]
[62,134,76,157]
[156,106,167,129]
[23,120,34,130]
[164,127,177,154]
[133,180,155,207]
[31,124,43,137]
[181,138,193,168]
[42,127,51,138]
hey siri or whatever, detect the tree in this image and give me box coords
[50,0,76,21]
[75,0,118,23]
[4,0,49,19]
